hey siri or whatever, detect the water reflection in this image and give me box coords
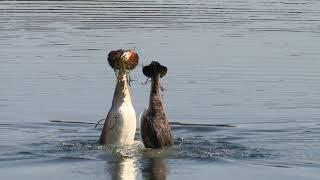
[108,156,136,180]
[106,147,169,180]
[141,158,167,180]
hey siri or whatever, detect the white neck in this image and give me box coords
[112,73,132,107]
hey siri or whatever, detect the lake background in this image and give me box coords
[0,0,320,179]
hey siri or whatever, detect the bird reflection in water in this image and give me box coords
[107,154,168,180]
[141,158,167,180]
[108,156,137,180]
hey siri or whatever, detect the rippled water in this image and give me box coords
[1,0,320,179]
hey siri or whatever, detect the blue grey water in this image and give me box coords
[0,0,320,179]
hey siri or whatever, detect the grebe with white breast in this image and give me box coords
[99,50,138,145]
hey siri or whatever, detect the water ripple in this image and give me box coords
[1,0,319,31]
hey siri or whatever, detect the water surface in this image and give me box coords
[1,0,320,179]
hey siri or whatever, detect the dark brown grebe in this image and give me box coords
[140,61,173,148]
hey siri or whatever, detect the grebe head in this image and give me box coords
[107,49,139,71]
[142,61,167,78]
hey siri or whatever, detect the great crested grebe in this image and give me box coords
[140,61,173,148]
[99,50,138,145]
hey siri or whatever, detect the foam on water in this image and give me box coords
[1,121,317,168]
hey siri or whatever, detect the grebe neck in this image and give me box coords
[112,73,132,106]
[148,73,163,110]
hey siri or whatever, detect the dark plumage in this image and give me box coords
[140,61,173,148]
